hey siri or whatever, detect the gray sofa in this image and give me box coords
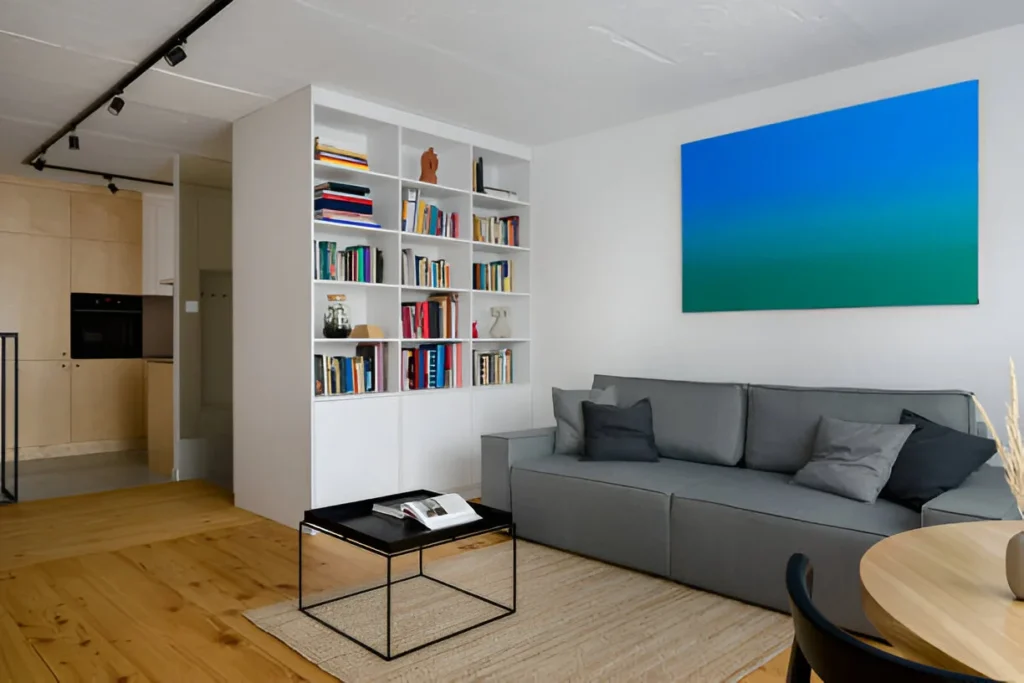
[481,375,1020,636]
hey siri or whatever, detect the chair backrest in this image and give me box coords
[785,554,997,683]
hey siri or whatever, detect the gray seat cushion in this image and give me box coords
[745,384,976,473]
[592,375,746,466]
[510,456,718,576]
[668,465,919,636]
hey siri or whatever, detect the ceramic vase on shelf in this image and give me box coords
[323,294,352,338]
[489,306,511,338]
[1010,530,1024,601]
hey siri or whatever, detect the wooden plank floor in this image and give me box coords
[0,480,805,682]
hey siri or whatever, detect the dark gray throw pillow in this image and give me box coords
[792,416,914,503]
[880,409,996,511]
[581,398,658,462]
[552,386,617,455]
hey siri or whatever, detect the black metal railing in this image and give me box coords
[1,332,19,504]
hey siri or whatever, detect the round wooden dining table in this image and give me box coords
[860,520,1024,682]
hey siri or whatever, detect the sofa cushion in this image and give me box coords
[745,384,975,473]
[592,375,746,466]
[792,417,913,503]
[921,465,1022,526]
[553,386,617,455]
[510,457,717,576]
[582,399,659,462]
[670,464,920,537]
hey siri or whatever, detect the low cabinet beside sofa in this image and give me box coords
[481,376,1019,636]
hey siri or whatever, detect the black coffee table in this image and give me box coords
[298,490,515,660]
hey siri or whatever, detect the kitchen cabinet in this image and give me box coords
[70,193,142,243]
[4,360,71,448]
[142,194,175,295]
[146,360,174,475]
[0,181,70,237]
[70,359,144,442]
[0,232,70,360]
[71,239,142,295]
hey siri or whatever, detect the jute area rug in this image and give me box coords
[245,541,791,682]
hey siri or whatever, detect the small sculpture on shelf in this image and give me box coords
[323,294,352,338]
[420,147,438,184]
[489,306,511,339]
[472,321,479,339]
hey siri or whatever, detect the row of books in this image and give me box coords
[315,241,384,284]
[402,188,460,237]
[404,343,462,390]
[402,249,450,289]
[314,137,369,171]
[473,215,520,247]
[402,294,458,339]
[473,348,513,386]
[314,182,380,229]
[473,260,513,292]
[314,344,385,396]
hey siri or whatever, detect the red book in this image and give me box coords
[319,191,372,205]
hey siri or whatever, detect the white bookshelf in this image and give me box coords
[233,87,533,527]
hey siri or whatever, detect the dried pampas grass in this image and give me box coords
[973,359,1024,519]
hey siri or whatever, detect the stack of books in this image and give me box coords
[314,344,385,396]
[314,182,380,229]
[402,188,459,238]
[473,215,520,246]
[473,348,513,386]
[402,294,458,339]
[402,249,451,288]
[403,343,462,390]
[473,260,513,292]
[314,137,369,170]
[315,241,384,284]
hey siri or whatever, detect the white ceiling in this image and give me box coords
[2,0,1023,184]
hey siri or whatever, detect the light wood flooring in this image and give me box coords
[0,480,806,682]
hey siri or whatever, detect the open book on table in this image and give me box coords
[372,493,481,531]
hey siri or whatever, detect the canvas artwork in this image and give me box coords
[681,80,979,313]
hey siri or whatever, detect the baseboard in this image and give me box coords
[4,439,146,462]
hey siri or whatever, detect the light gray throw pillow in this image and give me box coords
[553,386,617,455]
[792,416,914,503]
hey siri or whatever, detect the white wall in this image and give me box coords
[531,25,1024,433]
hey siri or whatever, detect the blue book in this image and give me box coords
[436,344,446,387]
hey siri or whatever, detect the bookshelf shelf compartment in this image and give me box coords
[314,161,400,184]
[473,338,530,343]
[315,391,400,402]
[472,289,530,297]
[315,338,398,343]
[401,178,469,199]
[472,242,529,254]
[401,232,469,247]
[472,192,529,209]
[315,220,398,237]
[315,280,399,289]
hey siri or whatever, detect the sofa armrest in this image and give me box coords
[921,465,1022,526]
[481,427,556,512]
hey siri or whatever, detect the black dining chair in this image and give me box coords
[785,554,999,683]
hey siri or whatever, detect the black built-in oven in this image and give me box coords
[70,293,143,359]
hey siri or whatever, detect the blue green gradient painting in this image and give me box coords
[681,81,979,312]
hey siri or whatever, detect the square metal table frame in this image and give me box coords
[298,519,516,661]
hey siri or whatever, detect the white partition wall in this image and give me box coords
[233,86,533,527]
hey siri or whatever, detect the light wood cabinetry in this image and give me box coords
[70,359,144,442]
[4,360,71,448]
[71,239,142,295]
[0,181,70,237]
[146,360,174,475]
[0,232,71,360]
[70,193,142,243]
[142,194,175,295]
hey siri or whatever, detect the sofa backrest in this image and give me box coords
[744,384,976,474]
[592,375,746,466]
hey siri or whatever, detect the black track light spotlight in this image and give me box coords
[69,132,80,150]
[105,176,119,195]
[164,41,187,67]
[31,155,46,171]
[108,95,125,116]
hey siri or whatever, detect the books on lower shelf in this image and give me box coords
[315,343,385,396]
[402,293,459,339]
[315,241,384,283]
[473,348,513,386]
[473,260,513,292]
[314,137,369,170]
[402,248,451,288]
[403,343,462,390]
[473,215,520,246]
[402,188,459,238]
